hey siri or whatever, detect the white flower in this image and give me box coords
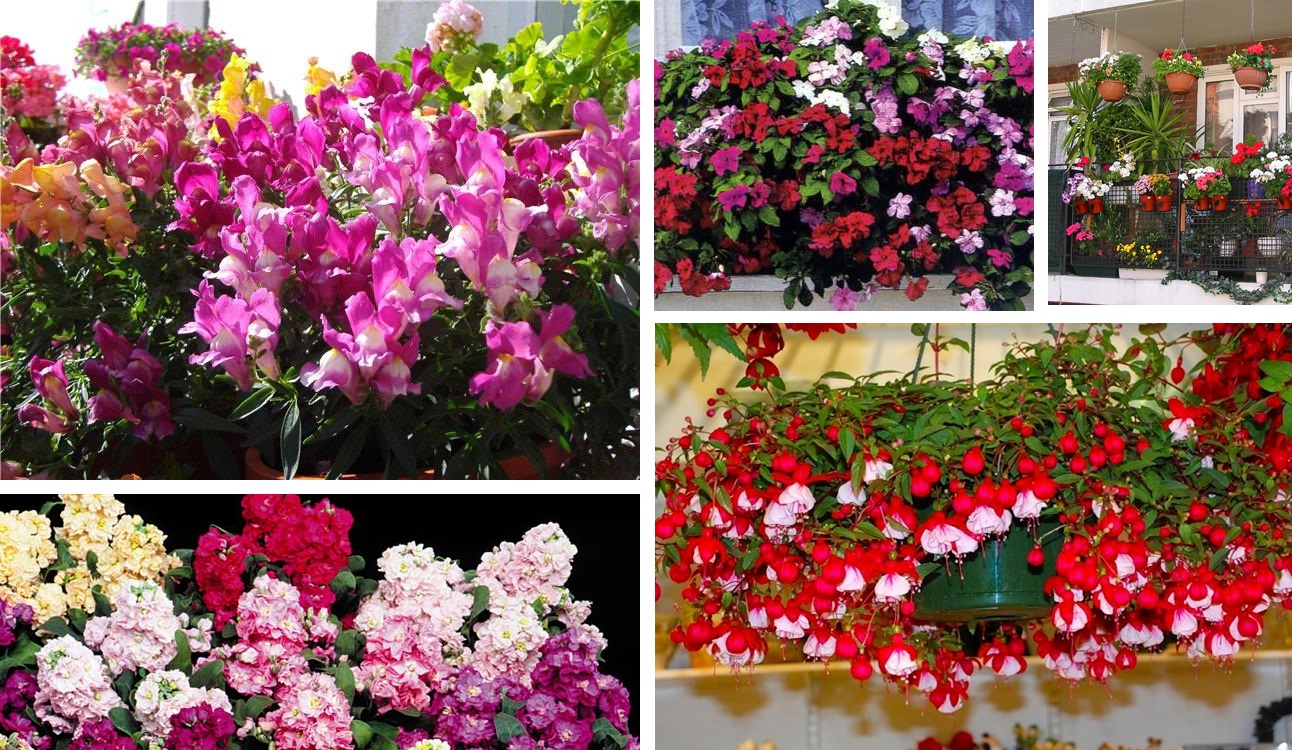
[1168,417,1195,442]
[864,458,893,482]
[874,572,912,601]
[876,4,909,37]
[918,30,948,45]
[837,481,865,505]
[954,39,992,66]
[791,79,815,99]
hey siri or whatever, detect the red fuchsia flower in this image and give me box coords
[876,635,918,677]
[917,512,978,556]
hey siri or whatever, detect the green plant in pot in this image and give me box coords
[1078,51,1141,102]
[1123,89,1197,164]
[384,0,640,138]
[656,323,1292,712]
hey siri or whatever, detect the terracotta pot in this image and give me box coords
[1234,66,1269,91]
[1196,195,1212,210]
[1213,195,1229,211]
[1088,197,1105,214]
[244,448,435,480]
[1279,196,1292,211]
[508,128,582,151]
[495,442,572,479]
[1155,195,1173,211]
[1097,80,1128,102]
[1074,198,1090,214]
[1139,195,1156,211]
[1164,71,1198,95]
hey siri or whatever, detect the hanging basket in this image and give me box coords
[1234,66,1269,91]
[1164,71,1198,95]
[915,522,1062,623]
[1097,80,1129,102]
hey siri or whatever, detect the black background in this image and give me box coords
[0,494,638,734]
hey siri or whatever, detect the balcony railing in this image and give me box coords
[1049,160,1292,278]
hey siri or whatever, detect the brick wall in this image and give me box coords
[1047,38,1292,133]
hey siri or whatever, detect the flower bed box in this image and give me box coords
[1069,260,1118,278]
[1118,268,1169,280]
[655,274,1034,311]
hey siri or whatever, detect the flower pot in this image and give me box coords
[1154,195,1173,211]
[1257,236,1284,258]
[1139,194,1156,211]
[1097,80,1128,102]
[1196,195,1212,210]
[1279,196,1292,211]
[1073,198,1090,214]
[1248,180,1267,199]
[1234,66,1269,91]
[1218,239,1239,257]
[495,441,572,479]
[1164,71,1198,95]
[1212,195,1229,211]
[1088,197,1105,214]
[508,128,582,151]
[1118,267,1169,280]
[244,447,436,480]
[915,522,1062,622]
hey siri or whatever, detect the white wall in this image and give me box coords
[656,653,1292,748]
[4,0,139,98]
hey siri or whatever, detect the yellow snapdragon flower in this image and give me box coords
[209,54,274,135]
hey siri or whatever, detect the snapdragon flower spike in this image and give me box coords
[169,162,234,258]
[84,321,175,441]
[20,356,78,434]
[302,293,421,406]
[371,236,460,337]
[180,280,280,390]
[441,190,541,314]
[468,304,591,410]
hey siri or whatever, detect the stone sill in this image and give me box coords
[1049,274,1290,305]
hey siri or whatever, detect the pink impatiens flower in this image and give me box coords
[710,146,742,176]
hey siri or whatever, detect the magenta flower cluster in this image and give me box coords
[75,22,247,85]
[170,47,626,411]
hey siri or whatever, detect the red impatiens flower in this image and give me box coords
[928,187,987,238]
[905,276,929,301]
[784,324,857,339]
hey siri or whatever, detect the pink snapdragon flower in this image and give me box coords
[84,321,175,441]
[21,356,78,434]
[440,191,541,314]
[371,236,460,336]
[180,280,280,390]
[301,293,420,406]
[468,304,591,410]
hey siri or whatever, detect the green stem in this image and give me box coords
[910,324,932,383]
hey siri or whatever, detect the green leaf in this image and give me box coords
[352,719,374,748]
[336,629,361,657]
[109,706,140,736]
[1259,359,1292,383]
[230,387,275,421]
[494,714,528,743]
[330,569,357,596]
[676,325,715,378]
[166,630,192,671]
[335,661,356,701]
[378,411,418,479]
[655,325,673,362]
[280,398,302,480]
[244,695,274,718]
[173,406,243,433]
[201,430,239,480]
[38,617,70,638]
[326,419,372,479]
[897,73,919,95]
[348,555,365,573]
[304,406,363,446]
[468,585,490,624]
[591,717,627,748]
[190,659,225,689]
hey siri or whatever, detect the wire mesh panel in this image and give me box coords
[1184,198,1292,274]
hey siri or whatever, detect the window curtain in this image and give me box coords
[678,0,1033,48]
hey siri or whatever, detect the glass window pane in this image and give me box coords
[1286,71,1292,138]
[1049,96,1072,165]
[1244,100,1279,146]
[1204,80,1235,153]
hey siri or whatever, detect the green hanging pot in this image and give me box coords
[915,521,1062,623]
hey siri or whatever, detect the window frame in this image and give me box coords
[1195,58,1292,150]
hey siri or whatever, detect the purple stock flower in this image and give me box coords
[68,717,133,750]
[0,599,34,647]
[166,702,236,750]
